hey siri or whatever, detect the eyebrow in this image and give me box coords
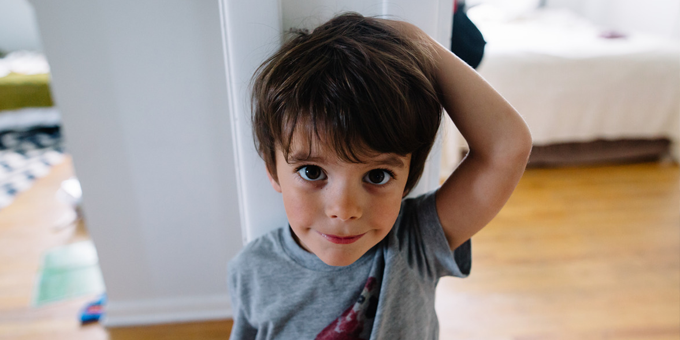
[370,156,405,168]
[287,153,326,164]
[288,152,405,168]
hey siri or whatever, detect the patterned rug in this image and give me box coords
[0,108,63,209]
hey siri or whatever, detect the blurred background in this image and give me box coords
[0,0,677,339]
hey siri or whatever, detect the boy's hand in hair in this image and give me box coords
[379,19,533,251]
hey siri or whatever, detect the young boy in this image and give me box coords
[228,13,532,339]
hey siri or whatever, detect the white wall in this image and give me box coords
[30,0,243,326]
[0,0,42,52]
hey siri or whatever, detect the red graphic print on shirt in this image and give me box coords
[315,277,379,340]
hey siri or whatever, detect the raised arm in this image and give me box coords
[383,20,533,250]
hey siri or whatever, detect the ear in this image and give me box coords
[266,167,282,193]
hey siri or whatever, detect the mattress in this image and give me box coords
[469,6,680,146]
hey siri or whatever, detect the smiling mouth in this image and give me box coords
[317,231,367,244]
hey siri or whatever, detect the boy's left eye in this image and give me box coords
[364,169,392,185]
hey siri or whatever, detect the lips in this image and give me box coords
[318,231,367,244]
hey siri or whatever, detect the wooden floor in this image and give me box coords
[0,158,233,340]
[437,161,680,340]
[0,157,677,339]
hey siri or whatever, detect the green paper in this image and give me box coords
[33,241,105,306]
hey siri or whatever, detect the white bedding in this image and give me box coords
[468,6,680,147]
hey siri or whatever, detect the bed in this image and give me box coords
[0,51,53,111]
[0,51,62,210]
[441,5,680,172]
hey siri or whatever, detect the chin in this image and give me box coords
[316,250,363,267]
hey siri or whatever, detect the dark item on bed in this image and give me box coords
[0,73,54,111]
[451,3,486,69]
[599,30,628,39]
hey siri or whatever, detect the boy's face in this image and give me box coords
[266,132,411,267]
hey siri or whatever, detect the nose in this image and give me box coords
[325,180,363,221]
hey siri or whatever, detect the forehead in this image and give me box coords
[281,129,410,168]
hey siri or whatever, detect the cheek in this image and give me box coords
[369,192,403,230]
[281,186,318,228]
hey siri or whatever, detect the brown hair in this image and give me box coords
[251,12,442,195]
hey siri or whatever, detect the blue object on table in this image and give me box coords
[79,293,106,324]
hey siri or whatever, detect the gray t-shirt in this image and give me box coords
[227,190,472,340]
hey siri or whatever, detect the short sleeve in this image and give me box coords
[392,190,471,280]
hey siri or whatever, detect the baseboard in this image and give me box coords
[671,139,680,164]
[103,294,232,327]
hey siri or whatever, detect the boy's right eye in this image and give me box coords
[297,165,327,181]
